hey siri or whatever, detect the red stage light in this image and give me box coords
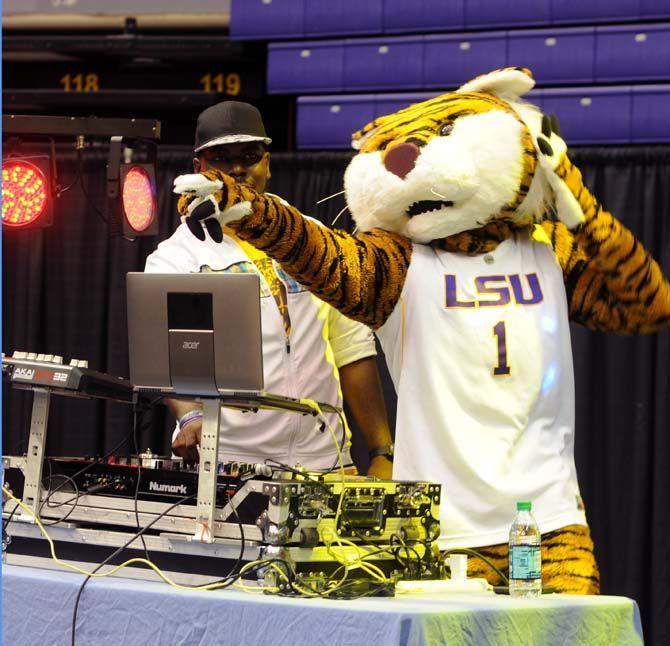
[121,164,157,235]
[2,160,50,228]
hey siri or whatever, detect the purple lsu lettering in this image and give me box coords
[445,273,543,308]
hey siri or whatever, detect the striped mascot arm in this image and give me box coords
[538,145,670,334]
[232,202,412,330]
[176,169,412,330]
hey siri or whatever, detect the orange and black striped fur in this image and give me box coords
[179,69,670,593]
[464,525,600,594]
[180,178,413,329]
[542,156,670,332]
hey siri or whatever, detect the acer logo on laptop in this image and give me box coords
[182,341,200,350]
[149,481,188,495]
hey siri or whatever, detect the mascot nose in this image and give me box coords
[383,143,420,179]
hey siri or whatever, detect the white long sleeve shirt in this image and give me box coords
[145,222,376,469]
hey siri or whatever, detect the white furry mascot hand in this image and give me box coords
[535,114,586,230]
[173,171,254,242]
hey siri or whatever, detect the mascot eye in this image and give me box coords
[439,123,454,136]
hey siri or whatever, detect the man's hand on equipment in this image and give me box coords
[171,419,202,465]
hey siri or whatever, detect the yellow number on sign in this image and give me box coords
[212,74,225,93]
[199,73,241,96]
[225,73,240,96]
[60,74,72,91]
[200,73,212,92]
[60,73,100,93]
[84,74,100,92]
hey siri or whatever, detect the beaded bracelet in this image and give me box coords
[178,409,204,430]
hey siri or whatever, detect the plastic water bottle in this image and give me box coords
[508,501,542,598]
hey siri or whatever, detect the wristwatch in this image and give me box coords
[369,443,394,461]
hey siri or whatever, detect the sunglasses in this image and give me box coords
[204,147,266,168]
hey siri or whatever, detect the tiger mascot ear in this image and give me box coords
[456,67,536,100]
[351,119,382,150]
[457,67,585,229]
[350,67,537,150]
[351,67,537,151]
[459,67,585,229]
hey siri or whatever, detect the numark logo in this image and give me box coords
[149,481,188,495]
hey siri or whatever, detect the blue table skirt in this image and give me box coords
[2,564,643,646]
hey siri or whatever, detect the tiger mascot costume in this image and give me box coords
[174,68,670,594]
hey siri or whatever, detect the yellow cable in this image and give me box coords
[3,486,285,593]
[289,400,392,591]
[320,528,388,583]
[286,404,392,589]
[298,397,346,525]
[2,485,371,597]
[4,401,393,595]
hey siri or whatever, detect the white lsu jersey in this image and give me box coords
[376,230,587,550]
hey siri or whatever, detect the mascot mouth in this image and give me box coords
[406,200,453,218]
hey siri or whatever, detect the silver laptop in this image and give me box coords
[127,273,263,396]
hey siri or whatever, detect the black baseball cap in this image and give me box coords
[194,101,272,153]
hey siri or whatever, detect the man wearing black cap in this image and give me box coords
[193,100,272,194]
[145,101,394,476]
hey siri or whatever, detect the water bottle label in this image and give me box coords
[510,545,541,580]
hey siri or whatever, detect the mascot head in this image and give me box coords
[344,67,551,244]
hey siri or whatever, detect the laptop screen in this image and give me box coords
[127,272,264,396]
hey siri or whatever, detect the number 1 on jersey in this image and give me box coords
[492,321,511,376]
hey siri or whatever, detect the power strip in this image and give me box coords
[396,578,492,595]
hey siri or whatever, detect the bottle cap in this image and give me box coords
[516,501,532,511]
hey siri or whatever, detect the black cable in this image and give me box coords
[260,459,430,595]
[55,147,82,197]
[43,459,69,508]
[11,400,158,533]
[64,459,399,644]
[443,547,510,586]
[2,504,19,534]
[129,396,166,562]
[132,406,151,563]
[70,492,266,645]
[323,410,351,474]
[317,578,393,600]
[71,409,249,645]
[40,472,81,527]
[263,459,401,557]
[42,397,159,507]
[7,458,112,532]
[64,443,426,642]
[70,493,195,646]
[43,429,135,502]
[215,491,246,582]
[1,503,18,562]
[389,533,423,579]
[78,149,108,224]
[279,555,395,600]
